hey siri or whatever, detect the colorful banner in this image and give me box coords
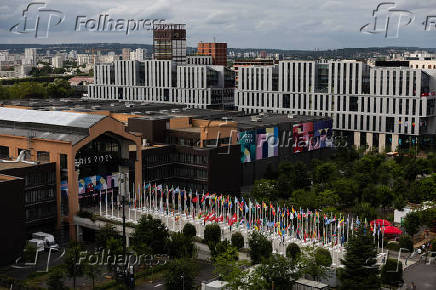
[240,130,256,163]
[310,119,334,150]
[256,127,279,160]
[293,122,314,153]
[78,173,119,198]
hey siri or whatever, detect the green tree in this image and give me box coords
[47,267,67,290]
[210,240,237,261]
[403,211,421,237]
[316,189,340,209]
[83,259,102,290]
[132,214,169,255]
[64,242,85,290]
[204,223,221,245]
[381,259,403,288]
[286,243,301,260]
[167,232,195,259]
[300,247,331,281]
[290,188,317,209]
[252,254,301,290]
[105,237,124,276]
[339,227,380,290]
[333,178,358,208]
[277,161,310,198]
[248,231,272,265]
[0,86,10,100]
[95,224,119,249]
[47,78,73,98]
[313,162,338,185]
[8,82,47,99]
[250,179,279,201]
[231,232,244,249]
[164,259,197,290]
[314,247,332,267]
[353,202,377,221]
[398,235,414,252]
[214,245,248,289]
[182,223,197,238]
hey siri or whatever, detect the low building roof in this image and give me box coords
[0,107,105,129]
[0,160,51,171]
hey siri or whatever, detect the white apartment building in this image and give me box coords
[187,56,212,65]
[52,55,64,68]
[130,48,147,61]
[23,48,37,65]
[77,54,92,66]
[235,60,436,152]
[87,60,235,109]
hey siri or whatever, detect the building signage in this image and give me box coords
[75,154,113,168]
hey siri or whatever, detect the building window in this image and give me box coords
[0,146,9,159]
[18,149,31,160]
[37,151,50,162]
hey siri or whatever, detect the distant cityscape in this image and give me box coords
[1,21,436,290]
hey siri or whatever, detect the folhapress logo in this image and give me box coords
[360,2,414,38]
[9,2,65,39]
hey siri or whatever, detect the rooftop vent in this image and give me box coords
[251,116,262,122]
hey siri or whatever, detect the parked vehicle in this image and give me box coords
[31,232,59,251]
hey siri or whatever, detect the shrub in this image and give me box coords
[431,239,436,251]
[398,235,414,252]
[314,247,332,267]
[47,267,66,290]
[386,241,400,252]
[167,232,195,259]
[231,232,244,249]
[248,231,272,265]
[286,243,301,260]
[211,240,238,261]
[183,223,197,238]
[381,258,403,287]
[204,224,221,245]
[164,259,197,290]
[403,211,421,237]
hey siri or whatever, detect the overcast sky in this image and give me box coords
[0,0,435,49]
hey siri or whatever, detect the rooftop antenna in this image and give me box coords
[213,36,216,43]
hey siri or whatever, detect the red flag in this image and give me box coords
[228,213,237,226]
[192,196,199,203]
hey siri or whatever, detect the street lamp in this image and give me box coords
[119,172,129,287]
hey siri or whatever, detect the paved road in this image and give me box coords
[403,263,436,290]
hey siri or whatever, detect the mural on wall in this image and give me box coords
[310,119,334,150]
[78,173,119,198]
[256,127,279,160]
[240,130,256,163]
[293,122,314,153]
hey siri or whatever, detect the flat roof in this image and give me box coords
[0,174,21,182]
[0,160,50,171]
[233,114,328,130]
[0,126,87,144]
[168,127,201,133]
[0,107,105,129]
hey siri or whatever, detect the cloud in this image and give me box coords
[0,0,434,49]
